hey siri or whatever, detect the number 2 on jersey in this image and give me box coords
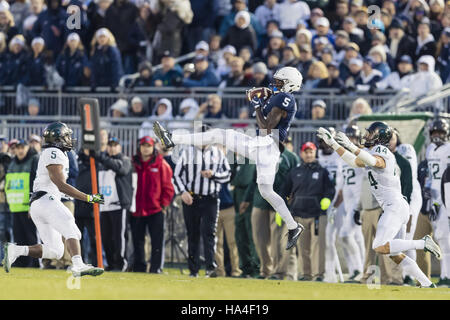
[368,171,378,189]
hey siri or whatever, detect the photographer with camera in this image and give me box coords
[196,94,227,122]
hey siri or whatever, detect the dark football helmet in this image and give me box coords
[428,118,449,146]
[361,121,392,148]
[42,122,75,152]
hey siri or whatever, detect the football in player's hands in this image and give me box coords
[246,87,271,102]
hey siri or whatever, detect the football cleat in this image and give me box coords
[286,223,304,250]
[436,278,450,288]
[71,264,104,277]
[422,235,442,260]
[403,276,416,286]
[153,121,174,149]
[2,243,19,273]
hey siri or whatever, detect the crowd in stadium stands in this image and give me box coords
[0,0,449,93]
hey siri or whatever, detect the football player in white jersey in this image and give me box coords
[424,118,450,287]
[2,122,105,277]
[318,121,441,288]
[392,129,423,286]
[317,128,344,283]
[338,125,365,282]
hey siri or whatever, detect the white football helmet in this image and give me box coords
[272,67,303,93]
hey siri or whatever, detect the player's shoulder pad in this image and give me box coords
[370,145,390,156]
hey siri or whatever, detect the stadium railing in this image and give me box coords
[0,117,346,158]
[0,86,405,120]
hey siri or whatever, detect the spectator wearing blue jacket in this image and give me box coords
[5,34,29,85]
[219,0,263,46]
[368,44,391,79]
[152,51,183,87]
[56,32,90,87]
[27,37,46,86]
[90,28,123,89]
[437,27,450,83]
[182,55,220,87]
[31,0,68,59]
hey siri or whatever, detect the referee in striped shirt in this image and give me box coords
[173,125,231,277]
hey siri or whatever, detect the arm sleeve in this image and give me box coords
[172,150,188,194]
[160,159,175,207]
[98,154,132,176]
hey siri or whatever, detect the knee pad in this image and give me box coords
[42,243,64,260]
[62,222,82,241]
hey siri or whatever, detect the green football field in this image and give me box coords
[1,268,449,300]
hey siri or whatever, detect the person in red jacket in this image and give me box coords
[131,136,174,273]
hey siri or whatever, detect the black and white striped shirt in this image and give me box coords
[173,146,231,196]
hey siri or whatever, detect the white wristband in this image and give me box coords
[357,149,377,167]
[341,150,358,168]
[347,143,359,153]
[330,140,340,151]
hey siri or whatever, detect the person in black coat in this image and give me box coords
[386,18,416,66]
[27,37,47,86]
[221,10,257,55]
[317,61,345,91]
[0,31,8,86]
[56,32,90,87]
[415,18,437,61]
[5,35,29,85]
[0,8,19,44]
[281,142,335,281]
[90,28,123,89]
[74,149,99,266]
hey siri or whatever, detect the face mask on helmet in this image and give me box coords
[269,78,285,94]
[361,130,377,148]
[430,130,447,146]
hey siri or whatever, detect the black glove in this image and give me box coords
[353,210,361,225]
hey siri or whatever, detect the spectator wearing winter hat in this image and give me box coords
[221,10,257,54]
[260,29,285,64]
[129,61,153,88]
[344,57,363,90]
[195,40,210,58]
[409,55,443,98]
[342,16,364,51]
[437,27,450,82]
[90,28,123,89]
[216,45,236,79]
[355,56,383,91]
[152,51,183,87]
[278,0,310,39]
[174,98,200,125]
[25,98,41,121]
[182,54,220,87]
[280,44,299,68]
[317,61,345,91]
[376,55,415,90]
[5,34,29,85]
[149,98,173,121]
[387,18,416,65]
[219,0,264,44]
[27,36,46,86]
[31,0,68,58]
[307,7,324,31]
[312,17,335,49]
[250,61,270,87]
[131,135,174,273]
[294,28,312,52]
[338,42,361,82]
[319,46,334,66]
[334,30,350,62]
[0,6,19,44]
[415,18,437,60]
[368,45,391,79]
[128,96,149,120]
[313,36,330,58]
[28,134,42,154]
[55,32,90,87]
[109,98,129,118]
[310,99,327,120]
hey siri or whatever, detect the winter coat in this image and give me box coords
[31,5,68,56]
[437,44,450,83]
[90,45,123,88]
[281,160,335,218]
[152,65,183,87]
[387,35,416,62]
[409,55,443,98]
[5,49,30,85]
[74,151,96,219]
[132,152,174,217]
[56,48,89,87]
[27,53,46,86]
[104,0,138,54]
[182,65,220,87]
[190,0,218,28]
[221,25,257,54]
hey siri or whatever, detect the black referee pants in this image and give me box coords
[130,212,165,273]
[100,209,128,271]
[183,196,219,275]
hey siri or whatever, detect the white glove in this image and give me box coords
[317,127,340,150]
[335,132,358,153]
[327,206,337,225]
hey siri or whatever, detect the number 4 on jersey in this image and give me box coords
[368,171,378,189]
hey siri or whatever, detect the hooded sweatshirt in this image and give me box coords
[409,55,443,98]
[170,98,200,130]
